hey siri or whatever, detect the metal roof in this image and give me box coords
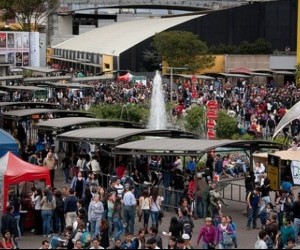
[53,15,204,56]
[35,117,145,131]
[73,76,114,82]
[0,85,45,91]
[23,76,72,83]
[56,127,199,144]
[114,138,285,156]
[45,82,94,89]
[1,109,95,119]
[22,66,62,73]
[0,90,7,95]
[0,102,59,108]
[0,75,23,81]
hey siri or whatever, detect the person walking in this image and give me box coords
[123,186,137,234]
[139,189,151,234]
[247,187,261,230]
[150,188,164,229]
[197,217,217,249]
[1,205,19,248]
[216,216,234,249]
[32,188,43,235]
[112,196,124,241]
[43,152,57,187]
[40,188,56,237]
[88,194,104,238]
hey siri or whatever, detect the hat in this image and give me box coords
[197,173,202,178]
[205,217,213,222]
[182,233,190,240]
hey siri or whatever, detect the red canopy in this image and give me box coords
[229,67,252,74]
[117,72,133,82]
[0,152,51,212]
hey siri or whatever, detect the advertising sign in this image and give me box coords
[267,154,280,190]
[291,161,300,185]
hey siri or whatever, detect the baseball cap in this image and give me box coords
[182,233,190,240]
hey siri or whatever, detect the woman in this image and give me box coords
[71,172,86,200]
[88,194,104,238]
[260,178,272,213]
[71,222,85,245]
[53,190,65,234]
[31,188,43,235]
[9,195,21,239]
[165,217,182,240]
[134,228,146,249]
[197,217,217,249]
[113,196,124,241]
[216,216,234,249]
[40,188,56,237]
[107,192,115,237]
[1,230,16,249]
[150,188,164,229]
[165,236,177,249]
[139,189,151,234]
[227,216,238,248]
[178,198,193,218]
[99,219,110,249]
[86,173,99,190]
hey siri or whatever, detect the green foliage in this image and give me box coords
[89,104,149,124]
[296,64,300,86]
[184,105,206,135]
[153,30,215,73]
[0,0,59,31]
[142,48,162,72]
[209,38,272,55]
[215,111,238,139]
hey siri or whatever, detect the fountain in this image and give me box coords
[148,71,167,130]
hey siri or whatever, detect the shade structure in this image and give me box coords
[0,129,18,157]
[0,152,51,212]
[273,101,300,138]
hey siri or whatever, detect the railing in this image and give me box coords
[221,182,246,203]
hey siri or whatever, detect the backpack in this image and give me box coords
[80,231,92,249]
[182,218,193,237]
[55,197,64,212]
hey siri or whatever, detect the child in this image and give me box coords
[1,230,16,249]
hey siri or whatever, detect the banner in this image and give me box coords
[291,161,300,185]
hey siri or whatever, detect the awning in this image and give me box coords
[22,66,62,73]
[0,102,59,108]
[72,76,114,82]
[23,76,72,83]
[45,82,94,89]
[0,85,45,91]
[0,90,7,95]
[253,150,300,161]
[163,74,214,80]
[272,70,295,75]
[0,75,23,81]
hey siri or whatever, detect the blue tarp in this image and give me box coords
[0,129,18,157]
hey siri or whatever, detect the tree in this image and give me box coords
[0,0,59,31]
[215,110,237,139]
[153,30,215,73]
[184,105,206,136]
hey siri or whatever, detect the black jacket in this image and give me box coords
[1,212,18,237]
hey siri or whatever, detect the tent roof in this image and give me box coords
[253,150,300,161]
[53,15,204,56]
[273,101,300,138]
[0,129,17,145]
[0,152,50,181]
[0,85,45,92]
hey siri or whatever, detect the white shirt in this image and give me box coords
[255,239,268,249]
[123,191,136,206]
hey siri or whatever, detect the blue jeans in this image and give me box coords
[196,197,204,218]
[247,207,258,228]
[113,218,124,240]
[90,218,101,238]
[107,216,114,237]
[123,206,135,234]
[41,210,53,235]
[174,190,183,208]
[63,168,70,183]
[163,189,172,211]
[151,211,159,228]
[143,209,150,227]
[14,215,21,238]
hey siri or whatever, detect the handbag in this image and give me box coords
[223,231,233,246]
[153,197,164,220]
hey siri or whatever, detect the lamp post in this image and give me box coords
[162,66,189,107]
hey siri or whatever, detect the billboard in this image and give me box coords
[0,31,40,67]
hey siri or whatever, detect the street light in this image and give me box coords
[162,66,189,109]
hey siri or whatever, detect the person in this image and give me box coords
[113,196,124,241]
[182,233,193,249]
[64,189,78,227]
[166,216,182,240]
[113,238,122,250]
[194,173,207,219]
[39,240,50,249]
[280,217,296,248]
[174,156,183,172]
[285,237,296,249]
[40,188,56,237]
[165,236,177,249]
[121,232,136,249]
[178,198,193,219]
[90,238,104,249]
[247,187,261,230]
[99,219,110,249]
[197,217,217,249]
[61,154,71,184]
[43,152,57,187]
[0,230,17,249]
[139,189,151,234]
[179,210,194,239]
[150,188,164,229]
[216,216,234,249]
[70,172,86,200]
[208,183,228,220]
[133,228,146,249]
[32,188,43,235]
[53,190,65,234]
[123,186,137,234]
[74,239,83,249]
[149,226,162,249]
[292,192,300,244]
[1,206,19,248]
[176,237,187,249]
[88,194,104,238]
[255,230,268,249]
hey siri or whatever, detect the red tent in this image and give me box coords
[0,152,51,212]
[117,72,133,82]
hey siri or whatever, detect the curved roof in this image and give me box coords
[53,15,203,56]
[56,127,199,144]
[273,101,300,138]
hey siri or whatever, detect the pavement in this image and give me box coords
[17,171,291,249]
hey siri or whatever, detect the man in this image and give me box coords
[292,192,300,243]
[254,230,268,249]
[43,152,57,187]
[149,227,162,249]
[182,233,193,249]
[90,238,104,249]
[177,237,188,249]
[214,154,223,177]
[123,186,136,234]
[194,173,207,219]
[64,189,78,227]
[1,205,19,247]
[146,237,159,249]
[115,178,124,198]
[39,240,50,249]
[247,187,261,230]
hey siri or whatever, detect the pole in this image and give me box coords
[170,67,173,115]
[297,0,300,64]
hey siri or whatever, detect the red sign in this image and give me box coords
[207,129,215,139]
[206,100,218,110]
[206,110,218,120]
[207,119,216,129]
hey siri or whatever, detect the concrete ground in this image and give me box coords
[18,171,293,249]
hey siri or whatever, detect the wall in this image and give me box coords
[200,55,225,73]
[225,55,270,71]
[270,55,297,70]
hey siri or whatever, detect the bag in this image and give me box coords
[223,232,233,246]
[158,210,164,221]
[183,221,193,237]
